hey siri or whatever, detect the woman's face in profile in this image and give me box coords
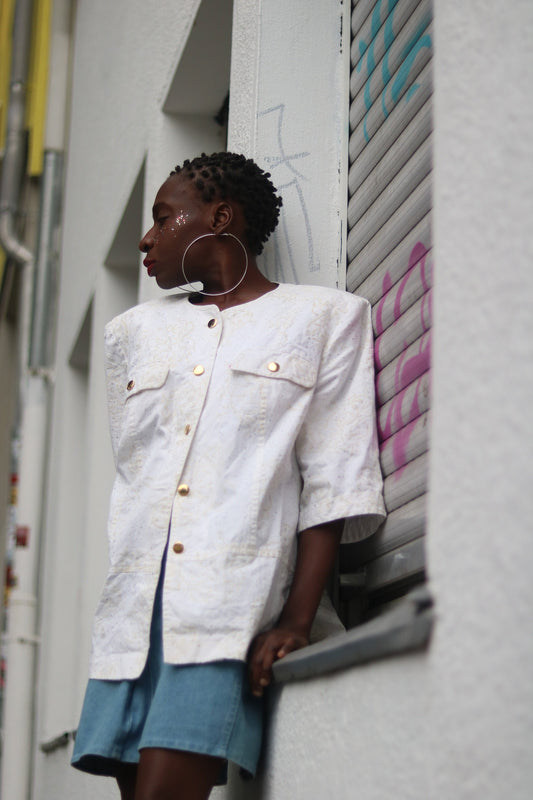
[139,175,211,290]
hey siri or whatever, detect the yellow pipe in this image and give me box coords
[0,0,15,278]
[0,0,16,153]
[26,0,52,176]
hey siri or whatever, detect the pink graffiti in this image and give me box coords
[374,242,432,478]
[374,244,431,370]
[375,272,393,337]
[379,372,426,441]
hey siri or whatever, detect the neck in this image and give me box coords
[193,265,278,310]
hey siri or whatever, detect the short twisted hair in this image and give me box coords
[170,152,282,255]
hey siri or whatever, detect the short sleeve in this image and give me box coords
[295,295,386,543]
[104,319,128,467]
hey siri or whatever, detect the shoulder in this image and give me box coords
[277,282,368,308]
[275,282,370,323]
[104,294,188,338]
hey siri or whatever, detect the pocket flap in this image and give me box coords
[230,353,317,388]
[124,362,169,398]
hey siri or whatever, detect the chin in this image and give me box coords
[155,275,175,290]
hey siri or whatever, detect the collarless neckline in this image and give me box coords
[186,283,282,313]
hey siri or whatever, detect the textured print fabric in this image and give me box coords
[90,283,386,679]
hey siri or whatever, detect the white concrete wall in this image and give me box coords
[222,2,533,800]
[229,0,350,288]
[427,0,533,794]
[30,0,533,798]
[32,0,209,796]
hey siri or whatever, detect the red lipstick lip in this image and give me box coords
[144,258,156,276]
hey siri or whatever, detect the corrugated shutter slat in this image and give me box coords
[374,287,432,370]
[349,100,433,219]
[383,452,428,512]
[350,0,432,95]
[352,213,431,301]
[350,14,432,129]
[377,370,430,440]
[380,411,430,476]
[371,245,432,334]
[349,24,433,150]
[342,0,433,605]
[375,330,431,406]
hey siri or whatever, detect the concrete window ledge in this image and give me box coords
[40,731,75,753]
[272,586,434,683]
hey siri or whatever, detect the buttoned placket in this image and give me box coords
[167,308,222,559]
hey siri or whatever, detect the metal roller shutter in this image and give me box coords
[341,0,433,622]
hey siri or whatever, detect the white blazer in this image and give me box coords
[90,283,385,679]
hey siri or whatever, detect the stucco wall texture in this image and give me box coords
[30,1,533,799]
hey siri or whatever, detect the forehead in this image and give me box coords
[153,174,201,210]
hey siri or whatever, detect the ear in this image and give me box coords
[210,201,233,234]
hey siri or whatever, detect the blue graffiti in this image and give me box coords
[356,1,432,142]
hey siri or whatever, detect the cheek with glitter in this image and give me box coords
[169,212,189,237]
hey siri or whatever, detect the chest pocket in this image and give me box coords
[121,362,171,453]
[229,354,318,431]
[124,362,170,400]
[230,353,318,388]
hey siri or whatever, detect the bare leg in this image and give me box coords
[116,763,138,800]
[134,747,223,800]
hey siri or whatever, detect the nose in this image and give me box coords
[139,225,155,253]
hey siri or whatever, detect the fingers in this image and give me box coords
[249,635,277,697]
[248,631,307,697]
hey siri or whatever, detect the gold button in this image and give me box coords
[267,361,280,372]
[184,424,191,435]
[172,542,184,554]
[127,379,135,390]
[207,318,217,328]
[193,365,205,376]
[177,484,189,496]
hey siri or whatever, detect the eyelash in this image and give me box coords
[156,216,168,227]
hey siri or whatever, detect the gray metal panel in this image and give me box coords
[349,23,433,144]
[349,100,432,224]
[348,143,432,264]
[383,452,428,512]
[374,287,431,370]
[375,330,431,405]
[365,537,426,593]
[366,495,426,558]
[347,0,433,599]
[351,0,379,41]
[380,411,430,477]
[349,61,432,184]
[350,13,432,124]
[372,246,432,335]
[377,370,430,440]
[340,494,426,574]
[350,213,431,299]
[351,0,431,88]
[347,172,431,281]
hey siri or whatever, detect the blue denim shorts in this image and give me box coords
[71,569,263,779]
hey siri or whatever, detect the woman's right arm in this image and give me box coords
[104,320,128,466]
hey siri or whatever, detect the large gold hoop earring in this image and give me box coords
[180,233,248,296]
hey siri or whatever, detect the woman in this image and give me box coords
[72,152,385,799]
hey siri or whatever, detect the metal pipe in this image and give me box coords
[1,1,71,796]
[0,0,34,268]
[0,3,43,799]
[30,150,63,368]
